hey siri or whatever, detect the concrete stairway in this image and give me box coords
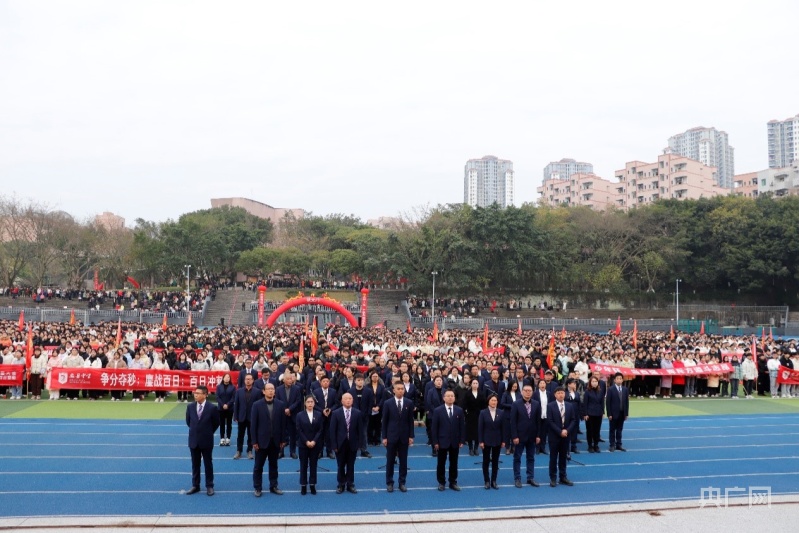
[202,287,253,326]
[366,289,407,329]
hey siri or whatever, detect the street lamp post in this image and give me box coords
[676,278,682,326]
[431,271,438,325]
[185,265,191,312]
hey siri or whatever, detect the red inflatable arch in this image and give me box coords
[266,295,360,328]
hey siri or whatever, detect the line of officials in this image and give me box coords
[186,371,630,495]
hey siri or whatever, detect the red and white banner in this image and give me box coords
[49,368,233,391]
[0,365,25,386]
[777,365,799,385]
[590,363,733,376]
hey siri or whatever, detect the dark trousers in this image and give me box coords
[29,375,43,396]
[321,416,332,454]
[385,440,409,485]
[286,416,297,453]
[253,440,280,490]
[608,416,625,447]
[512,437,536,481]
[189,446,214,489]
[631,377,646,397]
[537,420,548,452]
[586,415,602,448]
[298,446,319,486]
[436,445,460,484]
[482,445,500,482]
[335,438,357,488]
[367,413,382,445]
[219,410,233,440]
[236,421,252,452]
[548,435,569,481]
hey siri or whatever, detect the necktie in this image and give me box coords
[559,402,565,425]
[448,407,452,418]
[324,390,328,405]
[397,400,402,412]
[618,386,622,394]
[345,409,350,438]
[525,401,531,418]
[197,403,204,418]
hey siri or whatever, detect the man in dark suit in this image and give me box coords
[250,383,287,497]
[533,379,552,454]
[185,385,220,496]
[381,381,415,493]
[564,379,581,457]
[329,392,364,494]
[313,376,339,460]
[275,372,303,459]
[510,384,541,488]
[605,372,630,452]
[237,358,259,387]
[253,369,278,392]
[233,374,257,460]
[431,389,466,491]
[546,386,577,487]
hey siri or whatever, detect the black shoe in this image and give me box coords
[491,481,499,490]
[387,483,394,493]
[438,484,445,491]
[588,447,595,453]
[327,452,336,460]
[347,486,358,494]
[310,485,316,495]
[186,487,200,495]
[609,446,616,452]
[594,446,601,453]
[432,449,438,457]
[361,451,372,458]
[617,446,626,452]
[598,438,606,442]
[270,487,283,495]
[449,483,461,491]
[527,479,540,487]
[300,486,306,495]
[560,478,574,486]
[484,482,490,490]
[550,479,557,487]
[206,488,214,496]
[571,448,580,454]
[255,489,263,497]
[398,484,407,492]
[336,486,344,494]
[291,452,298,459]
[278,451,285,459]
[515,479,523,488]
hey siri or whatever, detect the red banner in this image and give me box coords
[360,288,369,328]
[257,285,266,327]
[777,365,799,385]
[0,365,25,386]
[49,368,233,391]
[590,363,733,377]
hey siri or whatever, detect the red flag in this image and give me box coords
[162,313,168,332]
[187,312,193,328]
[431,321,439,342]
[546,329,556,370]
[699,321,705,335]
[752,334,757,358]
[69,309,76,326]
[18,310,24,332]
[633,320,638,349]
[311,318,318,355]
[115,318,122,349]
[670,324,674,341]
[482,323,489,351]
[126,276,141,289]
[25,326,33,378]
[298,338,305,373]
[517,320,522,336]
[561,326,566,341]
[614,316,621,336]
[761,327,767,348]
[406,320,412,334]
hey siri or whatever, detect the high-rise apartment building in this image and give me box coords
[464,155,514,208]
[542,158,594,181]
[667,127,734,188]
[767,114,799,168]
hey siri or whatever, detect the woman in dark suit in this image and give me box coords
[461,378,487,456]
[580,376,605,453]
[499,380,520,455]
[363,372,386,446]
[215,373,236,447]
[296,395,323,495]
[478,393,504,489]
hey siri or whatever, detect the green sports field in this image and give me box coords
[0,395,796,420]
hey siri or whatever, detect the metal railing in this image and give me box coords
[0,302,207,326]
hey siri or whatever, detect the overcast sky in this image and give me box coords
[2,0,797,226]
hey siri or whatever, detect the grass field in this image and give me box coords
[0,395,796,420]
